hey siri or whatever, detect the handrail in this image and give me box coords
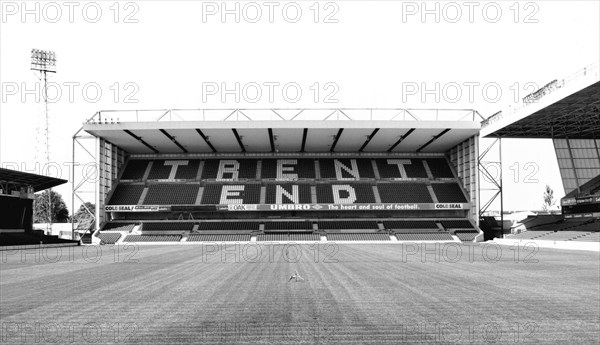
[482,61,599,128]
[85,108,482,124]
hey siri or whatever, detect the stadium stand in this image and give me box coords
[101,153,480,243]
[571,221,600,231]
[201,184,261,204]
[123,234,182,242]
[571,232,600,242]
[108,184,145,205]
[201,159,257,180]
[528,220,590,231]
[316,183,376,203]
[147,159,201,180]
[425,158,455,178]
[258,233,321,241]
[377,183,433,203]
[326,233,390,241]
[120,160,148,180]
[96,232,122,244]
[319,159,375,179]
[431,184,468,203]
[147,160,172,180]
[507,218,599,242]
[317,220,379,230]
[143,184,200,205]
[440,220,475,229]
[174,160,201,179]
[102,222,137,232]
[187,233,251,242]
[261,159,315,179]
[265,184,312,204]
[383,220,439,230]
[197,222,260,231]
[264,221,313,230]
[508,229,599,242]
[142,222,195,231]
[376,159,428,178]
[289,233,321,241]
[454,230,479,242]
[538,231,599,241]
[507,231,555,240]
[395,232,455,241]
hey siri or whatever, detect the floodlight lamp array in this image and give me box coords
[31,49,57,72]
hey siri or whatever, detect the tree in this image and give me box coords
[33,189,69,223]
[542,185,557,212]
[72,202,96,229]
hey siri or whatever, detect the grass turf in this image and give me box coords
[1,243,599,344]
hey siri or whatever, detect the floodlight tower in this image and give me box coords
[31,49,56,231]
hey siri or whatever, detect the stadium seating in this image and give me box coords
[201,159,257,180]
[425,158,454,178]
[143,184,200,205]
[102,222,137,232]
[261,159,315,179]
[147,160,200,180]
[265,184,312,204]
[571,232,600,242]
[377,183,433,203]
[142,222,195,231]
[431,184,468,203]
[383,220,439,230]
[522,219,600,240]
[103,155,482,244]
[197,222,260,231]
[571,221,600,231]
[264,221,313,231]
[319,159,374,179]
[439,219,475,229]
[316,183,376,203]
[257,233,320,241]
[123,234,182,242]
[121,160,148,180]
[317,220,379,230]
[376,159,428,178]
[395,232,454,241]
[108,184,145,205]
[96,232,122,244]
[533,220,600,232]
[326,233,390,241]
[187,234,251,242]
[454,230,479,242]
[117,157,461,182]
[201,184,261,204]
[147,160,172,180]
[537,231,599,241]
[289,233,321,241]
[507,231,555,240]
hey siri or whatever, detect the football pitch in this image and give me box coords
[1,243,599,344]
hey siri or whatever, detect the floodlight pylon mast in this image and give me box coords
[31,49,56,232]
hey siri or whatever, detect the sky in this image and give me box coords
[0,0,599,214]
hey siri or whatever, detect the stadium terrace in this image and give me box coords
[67,108,483,244]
